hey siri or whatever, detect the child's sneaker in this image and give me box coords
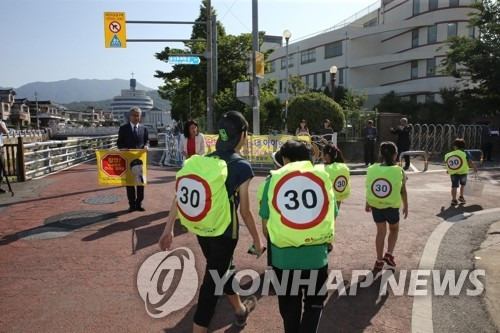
[234,296,257,327]
[383,252,396,268]
[373,259,384,271]
[458,196,466,204]
[451,199,459,205]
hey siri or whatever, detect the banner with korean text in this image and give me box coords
[203,135,311,163]
[96,149,147,186]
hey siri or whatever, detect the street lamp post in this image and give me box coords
[283,29,292,134]
[329,66,338,101]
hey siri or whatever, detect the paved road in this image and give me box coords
[0,159,499,333]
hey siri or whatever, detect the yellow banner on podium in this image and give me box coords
[96,150,147,186]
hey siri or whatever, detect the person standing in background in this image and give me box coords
[295,119,310,136]
[117,107,149,212]
[362,120,378,166]
[481,123,493,162]
[0,120,8,193]
[180,120,206,159]
[390,118,411,170]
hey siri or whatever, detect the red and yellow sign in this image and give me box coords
[96,150,147,186]
[104,12,127,48]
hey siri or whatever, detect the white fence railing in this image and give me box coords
[22,135,118,180]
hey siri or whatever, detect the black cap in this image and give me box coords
[271,150,283,168]
[216,111,248,151]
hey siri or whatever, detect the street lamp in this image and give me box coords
[329,66,338,101]
[283,29,292,134]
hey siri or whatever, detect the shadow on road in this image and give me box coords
[319,272,389,332]
[163,273,266,332]
[82,211,169,242]
[132,219,188,253]
[436,204,483,220]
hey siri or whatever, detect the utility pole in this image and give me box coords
[206,0,215,133]
[34,91,40,130]
[251,0,260,135]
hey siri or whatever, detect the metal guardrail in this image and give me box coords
[15,135,118,180]
[408,124,483,156]
[465,149,484,167]
[400,150,428,173]
[4,129,47,138]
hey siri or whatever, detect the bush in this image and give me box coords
[288,92,345,134]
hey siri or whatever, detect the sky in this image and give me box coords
[1,0,378,90]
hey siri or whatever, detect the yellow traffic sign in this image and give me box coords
[104,12,127,48]
[255,51,264,78]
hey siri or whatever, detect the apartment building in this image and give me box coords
[265,0,476,108]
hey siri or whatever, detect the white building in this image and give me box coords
[265,0,476,108]
[110,78,154,124]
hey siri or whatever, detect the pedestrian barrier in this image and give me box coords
[399,150,428,172]
[3,135,118,181]
[465,149,484,167]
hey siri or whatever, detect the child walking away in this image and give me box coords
[365,141,408,272]
[159,111,265,332]
[259,139,337,333]
[322,143,350,209]
[445,138,478,206]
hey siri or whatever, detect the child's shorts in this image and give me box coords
[450,174,467,188]
[371,207,400,224]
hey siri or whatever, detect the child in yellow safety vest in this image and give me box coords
[159,111,265,331]
[322,143,350,209]
[444,138,478,206]
[259,139,338,333]
[365,141,408,271]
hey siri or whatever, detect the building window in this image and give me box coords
[301,49,316,64]
[447,23,458,37]
[449,0,459,7]
[428,25,437,43]
[313,74,318,89]
[411,60,418,79]
[429,0,438,10]
[321,72,326,86]
[410,95,418,103]
[280,55,294,69]
[325,41,342,58]
[269,61,275,73]
[426,94,435,102]
[338,68,344,85]
[426,58,436,76]
[413,0,420,15]
[363,18,378,28]
[412,29,419,48]
[279,80,283,93]
[468,26,475,38]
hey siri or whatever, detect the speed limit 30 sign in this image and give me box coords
[446,155,463,170]
[371,178,393,199]
[272,171,329,230]
[176,175,211,222]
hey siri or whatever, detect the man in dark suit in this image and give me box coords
[117,107,149,212]
[390,117,411,170]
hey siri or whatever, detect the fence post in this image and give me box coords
[16,137,26,182]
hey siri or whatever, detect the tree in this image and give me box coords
[154,1,259,124]
[441,0,500,112]
[288,92,344,134]
[288,75,308,96]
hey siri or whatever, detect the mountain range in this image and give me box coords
[1,78,170,111]
[7,78,154,103]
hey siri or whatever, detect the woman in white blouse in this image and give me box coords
[180,120,206,159]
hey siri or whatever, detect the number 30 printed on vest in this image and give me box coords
[447,155,463,170]
[272,171,329,230]
[371,178,393,199]
[334,175,348,193]
[176,175,211,222]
